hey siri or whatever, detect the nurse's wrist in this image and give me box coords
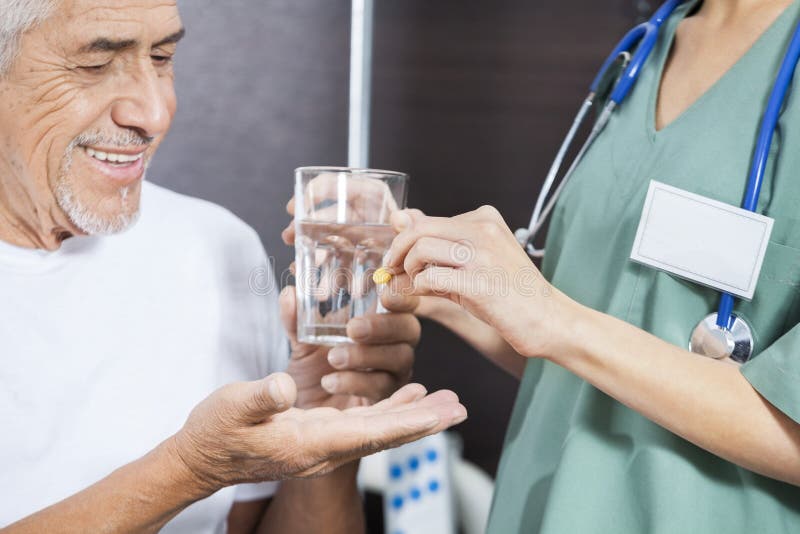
[540,291,603,366]
[520,286,589,363]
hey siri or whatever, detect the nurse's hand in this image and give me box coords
[279,286,420,409]
[173,374,465,491]
[385,206,565,358]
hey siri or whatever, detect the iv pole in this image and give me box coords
[348,0,374,168]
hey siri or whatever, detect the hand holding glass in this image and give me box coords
[294,167,409,345]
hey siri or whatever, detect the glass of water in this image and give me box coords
[294,166,409,345]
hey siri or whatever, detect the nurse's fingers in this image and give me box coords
[411,266,468,300]
[379,272,420,313]
[387,211,477,271]
[402,236,471,280]
[392,205,502,231]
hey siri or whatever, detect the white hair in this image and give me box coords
[0,0,57,75]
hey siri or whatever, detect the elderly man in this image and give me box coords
[0,1,467,532]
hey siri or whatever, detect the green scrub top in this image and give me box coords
[488,1,800,532]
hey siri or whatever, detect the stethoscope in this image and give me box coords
[514,0,800,363]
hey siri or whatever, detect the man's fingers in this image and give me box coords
[346,313,421,345]
[236,373,297,423]
[305,173,398,213]
[279,286,298,339]
[403,388,461,412]
[321,370,401,402]
[327,343,414,376]
[281,223,295,245]
[359,391,467,447]
[346,383,428,414]
[381,382,427,405]
[313,390,467,459]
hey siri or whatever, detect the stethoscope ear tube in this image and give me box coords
[515,94,595,257]
[521,102,616,258]
[517,0,685,257]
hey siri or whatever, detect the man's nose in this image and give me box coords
[110,66,175,139]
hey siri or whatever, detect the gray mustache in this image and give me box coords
[72,130,153,148]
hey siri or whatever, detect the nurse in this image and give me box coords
[383,0,800,531]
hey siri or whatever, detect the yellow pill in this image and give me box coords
[373,267,393,285]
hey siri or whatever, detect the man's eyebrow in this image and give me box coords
[77,28,185,54]
[78,38,138,54]
[153,28,186,48]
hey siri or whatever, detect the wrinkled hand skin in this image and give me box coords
[279,282,419,411]
[171,374,465,492]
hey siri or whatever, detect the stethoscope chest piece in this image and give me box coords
[689,313,754,363]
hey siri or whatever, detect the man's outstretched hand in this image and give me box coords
[172,373,466,493]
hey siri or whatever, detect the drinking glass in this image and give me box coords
[294,167,409,345]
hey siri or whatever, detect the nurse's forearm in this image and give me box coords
[549,296,800,486]
[2,437,211,533]
[256,462,363,534]
[417,297,526,379]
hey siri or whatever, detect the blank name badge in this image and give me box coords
[630,180,774,300]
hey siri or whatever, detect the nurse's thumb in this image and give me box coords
[237,373,297,423]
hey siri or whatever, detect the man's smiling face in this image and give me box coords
[0,0,183,243]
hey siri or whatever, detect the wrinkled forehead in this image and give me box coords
[50,0,181,45]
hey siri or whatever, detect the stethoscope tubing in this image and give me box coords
[716,11,800,328]
[522,96,594,257]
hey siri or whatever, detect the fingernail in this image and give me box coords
[452,406,468,424]
[327,347,349,368]
[268,378,287,408]
[348,318,371,339]
[392,211,411,230]
[321,374,339,393]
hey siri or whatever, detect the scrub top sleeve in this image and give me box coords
[741,322,800,424]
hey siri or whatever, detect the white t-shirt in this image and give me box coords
[0,182,288,532]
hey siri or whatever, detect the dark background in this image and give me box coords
[151,0,646,479]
